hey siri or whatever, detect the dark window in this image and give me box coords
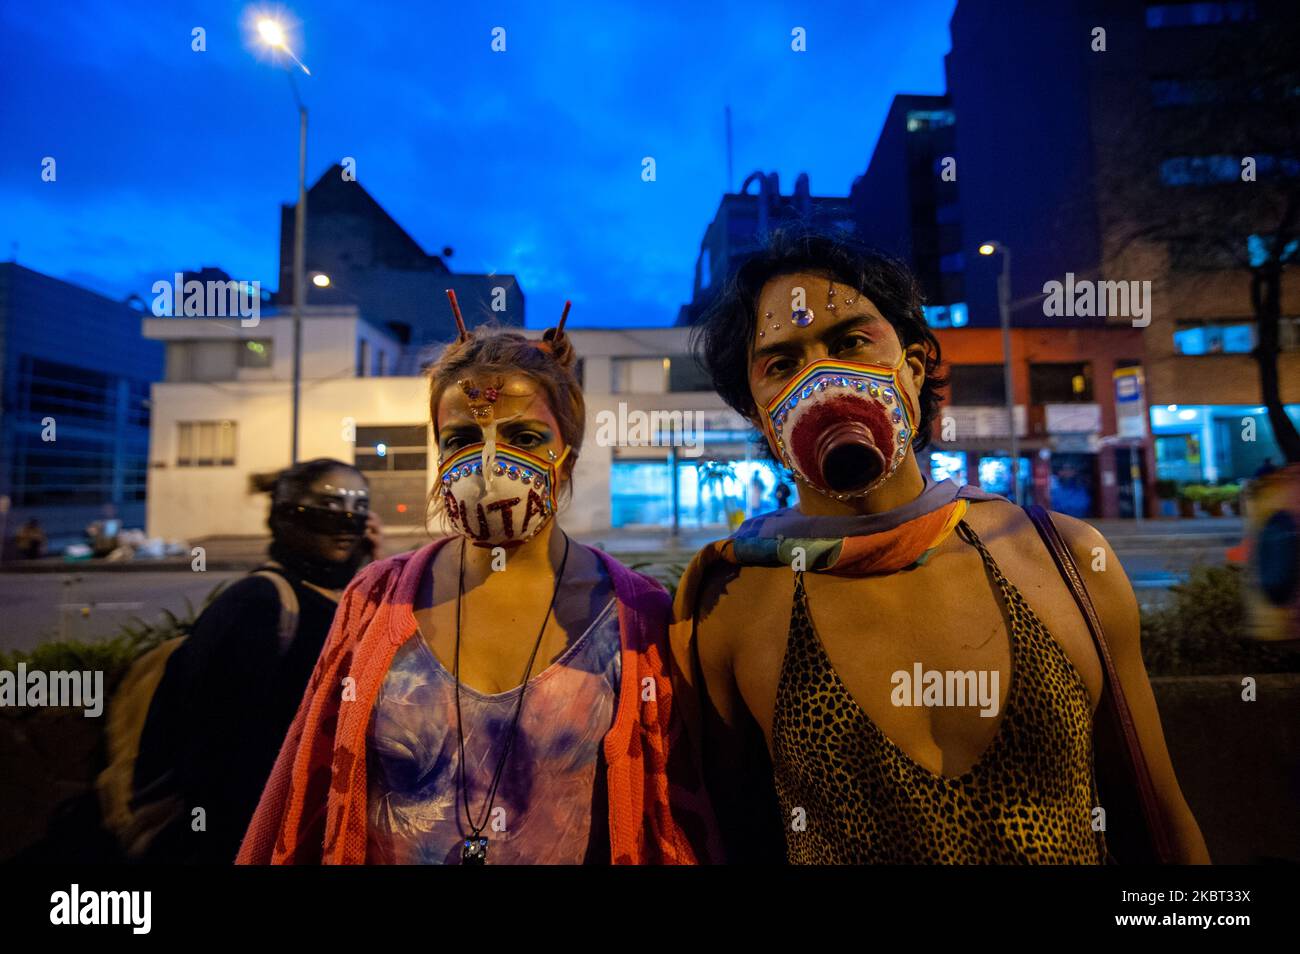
[11,356,152,503]
[1151,78,1224,107]
[354,424,428,473]
[11,433,118,505]
[238,339,273,368]
[18,355,114,425]
[1168,237,1242,272]
[667,354,714,392]
[948,364,1006,405]
[1145,2,1256,29]
[1030,363,1093,403]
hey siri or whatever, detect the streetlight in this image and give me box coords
[251,12,309,463]
[979,240,1022,505]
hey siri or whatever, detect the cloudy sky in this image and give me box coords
[0,0,954,326]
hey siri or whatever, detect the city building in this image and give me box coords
[277,165,525,350]
[927,325,1147,518]
[142,310,775,542]
[944,0,1300,482]
[850,93,967,325]
[676,171,856,325]
[0,262,163,552]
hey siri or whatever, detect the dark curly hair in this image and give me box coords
[691,229,946,451]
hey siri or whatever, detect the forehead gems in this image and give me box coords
[457,375,509,487]
[792,289,814,327]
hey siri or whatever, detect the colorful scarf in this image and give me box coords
[667,479,1002,767]
[725,477,996,576]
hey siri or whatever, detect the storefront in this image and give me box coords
[1150,404,1300,483]
[609,429,791,530]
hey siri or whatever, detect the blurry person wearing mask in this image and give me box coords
[131,459,381,863]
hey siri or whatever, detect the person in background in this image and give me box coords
[16,518,47,559]
[774,481,792,510]
[748,471,768,515]
[130,458,381,863]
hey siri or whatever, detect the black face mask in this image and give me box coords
[269,503,370,590]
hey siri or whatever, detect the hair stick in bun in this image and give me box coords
[445,288,470,341]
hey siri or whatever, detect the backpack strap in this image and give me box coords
[1022,504,1176,864]
[251,563,300,656]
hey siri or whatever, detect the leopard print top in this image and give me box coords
[771,520,1107,864]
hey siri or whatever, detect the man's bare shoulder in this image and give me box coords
[961,496,1112,554]
[694,559,794,643]
[963,497,1137,629]
[961,495,1042,548]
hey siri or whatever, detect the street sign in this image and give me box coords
[1114,366,1148,439]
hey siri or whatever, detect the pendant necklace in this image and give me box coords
[453,532,571,864]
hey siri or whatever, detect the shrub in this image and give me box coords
[1140,564,1298,676]
[0,583,228,701]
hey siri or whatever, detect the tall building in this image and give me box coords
[676,172,856,325]
[944,0,1300,483]
[0,263,163,551]
[277,165,525,352]
[850,93,967,327]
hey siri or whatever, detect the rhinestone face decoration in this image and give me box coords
[760,355,915,499]
[792,308,814,327]
[458,377,506,423]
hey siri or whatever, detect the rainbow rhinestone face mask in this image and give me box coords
[437,442,569,546]
[760,355,916,500]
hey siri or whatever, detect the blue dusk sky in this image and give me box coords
[0,0,955,327]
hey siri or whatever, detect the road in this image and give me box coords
[0,519,1243,653]
[0,571,243,654]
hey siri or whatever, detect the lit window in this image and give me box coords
[1173,321,1256,354]
[905,109,955,132]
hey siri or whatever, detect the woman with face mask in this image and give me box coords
[238,303,720,865]
[130,459,379,863]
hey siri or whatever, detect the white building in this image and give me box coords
[142,307,781,541]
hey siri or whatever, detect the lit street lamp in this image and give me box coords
[979,241,1022,505]
[252,13,310,464]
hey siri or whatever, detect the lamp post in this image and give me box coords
[254,17,310,464]
[978,241,1021,505]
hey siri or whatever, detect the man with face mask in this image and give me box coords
[130,459,380,863]
[671,231,1209,865]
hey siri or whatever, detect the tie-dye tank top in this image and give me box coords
[365,598,621,864]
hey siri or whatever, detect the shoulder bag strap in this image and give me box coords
[252,563,301,656]
[1022,504,1175,864]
